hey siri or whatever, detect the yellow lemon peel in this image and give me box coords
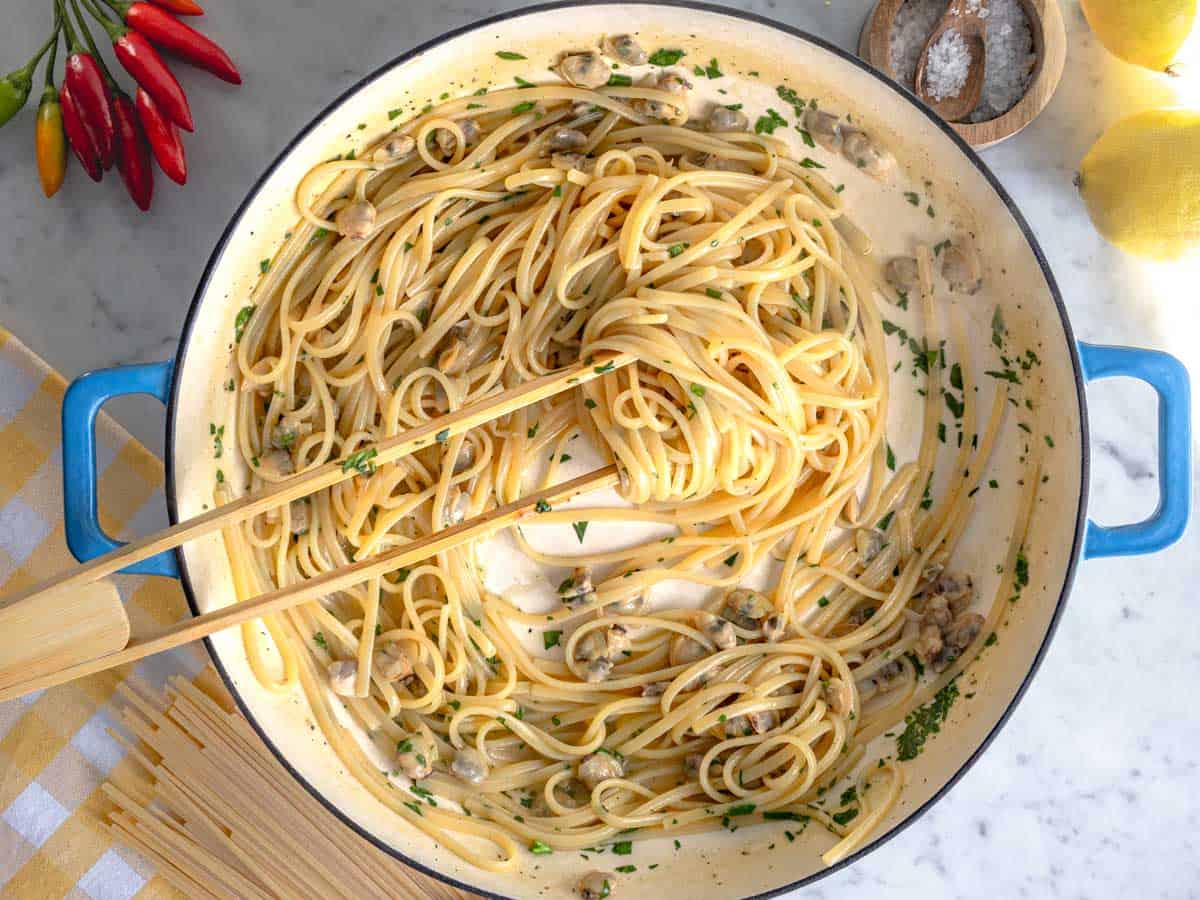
[1079,108,1200,261]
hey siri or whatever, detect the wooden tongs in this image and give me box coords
[0,353,634,702]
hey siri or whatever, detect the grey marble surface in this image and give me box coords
[2,1,1198,897]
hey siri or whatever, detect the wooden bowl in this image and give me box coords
[858,0,1066,148]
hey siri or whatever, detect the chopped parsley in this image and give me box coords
[1014,550,1030,589]
[529,839,552,855]
[410,784,437,805]
[799,157,825,169]
[831,808,859,826]
[723,552,739,567]
[341,447,377,475]
[776,85,805,117]
[754,108,787,135]
[991,306,1007,349]
[512,101,536,114]
[313,632,328,649]
[495,50,526,60]
[259,258,270,274]
[727,803,756,816]
[535,499,552,513]
[234,305,255,342]
[435,428,450,443]
[944,392,965,419]
[543,630,561,650]
[896,680,959,761]
[904,191,920,206]
[706,287,723,299]
[607,73,633,87]
[572,521,589,542]
[690,383,706,397]
[647,48,685,66]
[986,369,1021,384]
[763,810,809,822]
[612,840,633,855]
[667,242,689,257]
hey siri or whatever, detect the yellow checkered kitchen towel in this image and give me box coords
[0,327,202,900]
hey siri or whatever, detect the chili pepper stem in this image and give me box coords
[1,14,62,110]
[44,12,63,88]
[16,21,64,84]
[77,0,125,42]
[57,0,87,55]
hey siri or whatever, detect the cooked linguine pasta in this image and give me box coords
[221,46,1030,880]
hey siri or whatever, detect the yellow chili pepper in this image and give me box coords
[36,84,66,198]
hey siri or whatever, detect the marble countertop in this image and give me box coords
[2,1,1198,897]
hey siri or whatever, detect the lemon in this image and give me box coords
[1081,0,1197,74]
[1078,109,1200,261]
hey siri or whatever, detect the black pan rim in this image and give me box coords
[164,3,1088,897]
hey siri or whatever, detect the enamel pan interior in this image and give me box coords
[165,4,1084,897]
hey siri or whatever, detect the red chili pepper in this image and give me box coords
[112,90,153,209]
[109,2,240,84]
[135,85,185,184]
[64,52,114,168]
[59,84,101,181]
[60,0,116,171]
[104,23,193,131]
[149,0,203,16]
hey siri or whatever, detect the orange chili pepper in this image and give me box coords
[36,84,67,197]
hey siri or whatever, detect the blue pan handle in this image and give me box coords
[62,361,180,578]
[1079,343,1191,559]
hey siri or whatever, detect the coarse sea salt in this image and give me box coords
[888,0,1037,122]
[924,28,972,101]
